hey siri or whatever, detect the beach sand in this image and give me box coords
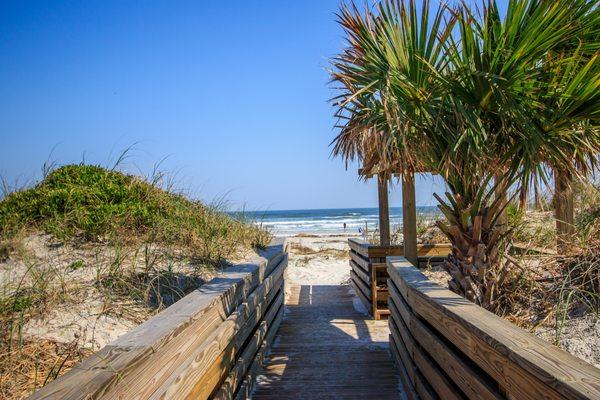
[282,233,376,316]
[283,234,355,286]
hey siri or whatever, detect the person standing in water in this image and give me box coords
[343,222,347,231]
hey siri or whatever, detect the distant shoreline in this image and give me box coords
[233,206,441,237]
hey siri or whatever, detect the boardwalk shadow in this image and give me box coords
[252,284,401,399]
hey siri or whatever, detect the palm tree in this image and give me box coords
[437,0,600,306]
[330,0,600,308]
[330,0,455,177]
[505,2,600,250]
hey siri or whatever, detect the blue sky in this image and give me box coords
[0,0,455,210]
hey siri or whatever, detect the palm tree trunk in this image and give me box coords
[436,181,511,309]
[494,173,507,228]
[554,169,575,253]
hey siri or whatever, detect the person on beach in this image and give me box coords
[343,222,347,231]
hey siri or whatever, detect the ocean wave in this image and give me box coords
[247,208,440,234]
[262,218,382,226]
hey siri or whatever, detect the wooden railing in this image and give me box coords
[387,256,600,400]
[348,238,451,320]
[29,239,288,400]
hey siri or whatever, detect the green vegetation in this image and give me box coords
[331,0,600,309]
[0,164,271,321]
[506,181,600,248]
[0,163,271,399]
[0,164,270,259]
[507,204,556,249]
[574,181,600,242]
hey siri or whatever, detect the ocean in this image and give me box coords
[236,207,441,236]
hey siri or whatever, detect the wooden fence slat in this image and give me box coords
[212,281,284,400]
[349,259,370,288]
[387,256,600,400]
[390,297,460,400]
[412,342,462,400]
[350,279,371,313]
[350,239,451,320]
[148,266,287,399]
[390,336,419,400]
[388,302,415,357]
[348,238,405,258]
[27,240,288,400]
[390,311,439,400]
[28,268,262,400]
[414,371,438,400]
[350,270,371,299]
[105,257,286,399]
[389,314,416,385]
[348,238,452,259]
[234,303,285,400]
[179,284,284,400]
[349,249,371,273]
[389,279,501,400]
[348,238,372,258]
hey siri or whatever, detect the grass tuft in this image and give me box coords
[0,164,270,255]
[0,163,271,398]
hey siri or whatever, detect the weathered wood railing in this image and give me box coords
[387,256,600,400]
[348,238,451,319]
[29,239,288,400]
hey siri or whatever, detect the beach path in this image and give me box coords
[251,283,401,399]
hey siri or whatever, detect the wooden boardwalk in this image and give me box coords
[252,284,401,399]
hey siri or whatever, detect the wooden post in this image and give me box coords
[377,174,391,246]
[402,172,418,265]
[554,169,575,253]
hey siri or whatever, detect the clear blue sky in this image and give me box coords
[0,0,454,210]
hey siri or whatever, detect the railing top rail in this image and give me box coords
[387,256,600,400]
[28,238,287,400]
[348,238,452,259]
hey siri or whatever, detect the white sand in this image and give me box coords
[283,234,353,286]
[283,234,373,318]
[534,314,600,369]
[1,233,222,350]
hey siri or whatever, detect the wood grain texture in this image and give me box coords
[169,290,285,400]
[389,313,416,386]
[348,239,451,259]
[109,261,286,399]
[388,256,600,400]
[214,301,284,400]
[410,330,462,400]
[251,284,401,399]
[350,270,371,300]
[147,262,286,399]
[349,259,370,287]
[414,370,438,400]
[378,174,391,246]
[402,172,418,266]
[349,249,371,273]
[348,238,404,258]
[389,279,501,400]
[389,314,438,400]
[390,336,419,400]
[232,303,284,400]
[28,239,287,400]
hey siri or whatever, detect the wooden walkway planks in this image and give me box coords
[251,284,401,399]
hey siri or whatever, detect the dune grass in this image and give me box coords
[0,164,270,257]
[0,163,271,399]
